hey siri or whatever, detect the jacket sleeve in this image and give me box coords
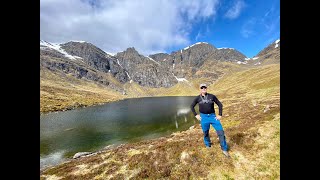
[190,96,198,116]
[212,95,223,116]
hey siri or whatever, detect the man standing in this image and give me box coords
[190,83,229,157]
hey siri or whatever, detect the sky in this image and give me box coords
[40,0,279,58]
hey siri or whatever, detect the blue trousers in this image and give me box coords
[200,113,228,151]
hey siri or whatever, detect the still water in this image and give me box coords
[40,96,198,169]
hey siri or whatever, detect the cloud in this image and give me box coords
[195,24,212,41]
[260,6,280,35]
[40,0,220,55]
[241,18,256,38]
[178,0,219,21]
[263,15,280,34]
[240,1,279,39]
[224,0,246,19]
[195,31,203,41]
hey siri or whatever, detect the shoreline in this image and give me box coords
[40,124,197,172]
[40,95,196,115]
[40,143,123,172]
[40,97,125,115]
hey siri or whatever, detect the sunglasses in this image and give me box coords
[200,86,207,89]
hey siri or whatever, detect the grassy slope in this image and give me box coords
[40,69,198,113]
[40,69,125,113]
[40,63,280,179]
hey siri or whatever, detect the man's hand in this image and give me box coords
[216,115,222,120]
[195,115,201,121]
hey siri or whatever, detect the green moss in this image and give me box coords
[223,173,235,180]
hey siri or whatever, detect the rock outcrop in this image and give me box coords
[40,40,128,91]
[115,47,177,88]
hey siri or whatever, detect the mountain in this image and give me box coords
[40,40,129,112]
[257,39,280,58]
[40,39,278,113]
[41,40,247,88]
[40,40,128,89]
[213,48,247,62]
[245,39,280,66]
[255,39,280,65]
[61,41,128,83]
[149,53,170,63]
[148,42,247,79]
[115,47,177,88]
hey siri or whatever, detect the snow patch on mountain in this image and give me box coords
[183,42,209,51]
[147,56,160,65]
[172,73,188,82]
[274,39,280,48]
[40,40,79,60]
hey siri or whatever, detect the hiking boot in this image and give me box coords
[222,150,230,157]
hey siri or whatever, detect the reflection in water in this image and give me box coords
[176,107,190,129]
[177,108,190,116]
[175,119,178,129]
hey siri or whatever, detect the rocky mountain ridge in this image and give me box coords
[244,39,280,66]
[40,40,127,92]
[40,39,279,90]
[115,47,177,88]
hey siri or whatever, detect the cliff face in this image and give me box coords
[148,42,247,79]
[41,40,251,90]
[255,39,280,65]
[213,48,247,62]
[115,47,177,88]
[40,40,128,91]
[61,41,128,83]
[41,38,284,91]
